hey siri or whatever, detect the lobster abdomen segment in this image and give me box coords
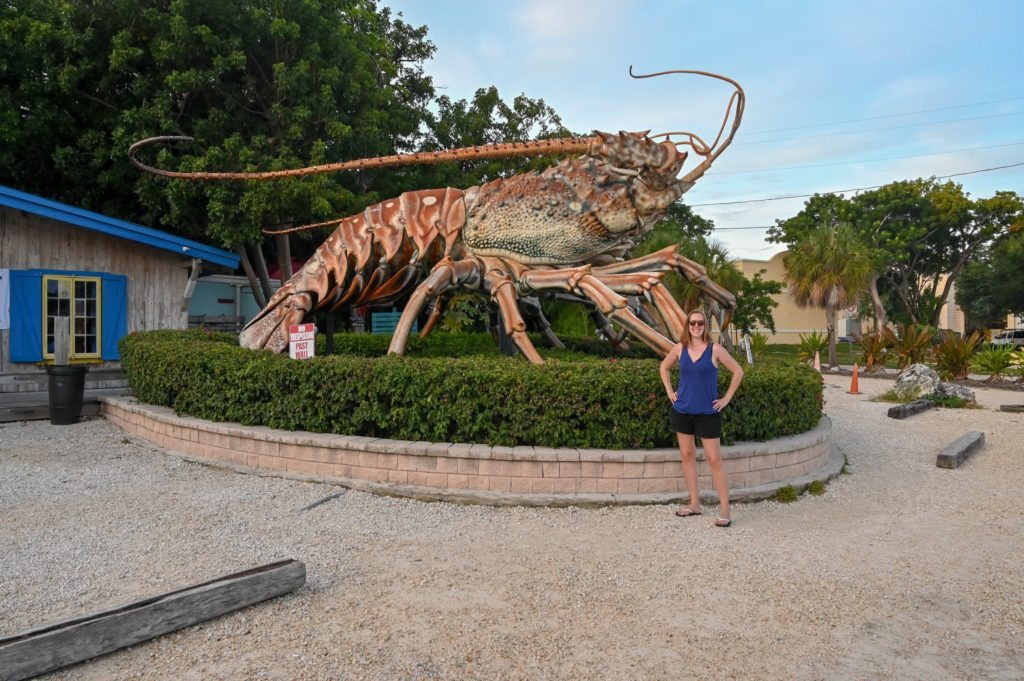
[239,187,468,352]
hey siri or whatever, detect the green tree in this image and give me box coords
[1,0,571,305]
[957,229,1024,328]
[1,0,436,243]
[732,270,783,337]
[783,222,874,368]
[771,182,1023,328]
[415,86,573,188]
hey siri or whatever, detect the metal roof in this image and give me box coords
[0,184,239,269]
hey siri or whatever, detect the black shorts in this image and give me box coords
[668,408,722,439]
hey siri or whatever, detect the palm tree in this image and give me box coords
[784,222,875,368]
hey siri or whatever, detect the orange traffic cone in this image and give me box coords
[813,350,822,372]
[847,363,861,395]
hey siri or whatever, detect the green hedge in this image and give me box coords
[120,330,823,448]
[313,331,657,359]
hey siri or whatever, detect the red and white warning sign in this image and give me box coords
[288,323,316,360]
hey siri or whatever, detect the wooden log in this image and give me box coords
[275,231,293,280]
[936,431,985,469]
[886,399,935,419]
[250,244,275,304]
[0,559,305,681]
[999,404,1024,413]
[234,244,268,309]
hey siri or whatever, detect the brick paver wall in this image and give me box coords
[101,397,834,505]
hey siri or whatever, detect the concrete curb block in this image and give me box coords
[887,399,935,420]
[936,431,985,469]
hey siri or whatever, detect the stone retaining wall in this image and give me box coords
[101,396,838,506]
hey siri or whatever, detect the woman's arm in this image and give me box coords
[712,344,745,411]
[659,343,683,403]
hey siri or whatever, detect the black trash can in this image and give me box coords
[47,365,89,425]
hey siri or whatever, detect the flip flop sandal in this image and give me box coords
[675,508,702,517]
[714,518,732,528]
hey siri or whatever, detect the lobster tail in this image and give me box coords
[238,188,470,352]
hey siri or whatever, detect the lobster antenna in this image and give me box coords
[628,67,745,184]
[128,135,598,181]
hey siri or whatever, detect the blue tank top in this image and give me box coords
[673,343,718,415]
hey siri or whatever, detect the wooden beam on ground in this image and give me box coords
[999,404,1024,413]
[0,559,305,681]
[936,432,985,469]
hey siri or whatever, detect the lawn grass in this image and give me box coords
[757,342,865,366]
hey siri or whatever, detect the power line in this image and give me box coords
[713,141,1024,175]
[690,160,1024,208]
[737,110,1024,147]
[743,95,1024,135]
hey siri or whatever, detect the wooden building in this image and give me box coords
[0,185,238,410]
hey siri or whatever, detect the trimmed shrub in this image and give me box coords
[120,331,823,449]
[314,331,657,360]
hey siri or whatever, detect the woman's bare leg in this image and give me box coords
[676,433,701,513]
[702,437,731,523]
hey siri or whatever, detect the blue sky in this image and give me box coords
[384,0,1024,259]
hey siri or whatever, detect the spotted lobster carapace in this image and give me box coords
[129,68,744,363]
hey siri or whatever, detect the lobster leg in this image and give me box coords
[483,267,544,364]
[585,272,688,343]
[519,267,675,356]
[418,298,446,339]
[520,296,565,349]
[591,245,737,333]
[388,258,482,357]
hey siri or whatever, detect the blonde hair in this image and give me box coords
[681,310,711,345]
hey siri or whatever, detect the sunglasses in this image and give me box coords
[688,319,706,327]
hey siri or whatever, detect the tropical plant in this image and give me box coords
[933,331,981,380]
[889,323,933,370]
[748,332,770,362]
[438,293,490,334]
[1012,348,1024,383]
[783,222,875,368]
[855,330,893,373]
[797,331,829,366]
[971,345,1016,382]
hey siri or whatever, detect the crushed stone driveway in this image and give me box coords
[1,373,1022,680]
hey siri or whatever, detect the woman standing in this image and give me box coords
[659,310,744,527]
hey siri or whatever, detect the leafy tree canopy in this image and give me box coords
[732,270,783,336]
[769,180,1023,326]
[956,229,1024,327]
[0,0,568,252]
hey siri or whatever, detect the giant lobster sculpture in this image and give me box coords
[130,68,744,364]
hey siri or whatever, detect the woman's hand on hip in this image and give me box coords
[666,388,676,403]
[712,397,730,412]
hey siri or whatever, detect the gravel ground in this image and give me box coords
[1,374,1022,681]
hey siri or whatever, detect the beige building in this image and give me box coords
[731,252,1014,344]
[732,251,854,344]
